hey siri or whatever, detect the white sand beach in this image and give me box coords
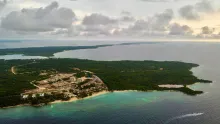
[51,91,109,104]
[158,84,184,88]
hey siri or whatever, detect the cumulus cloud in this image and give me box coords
[82,25,113,36]
[120,16,135,22]
[140,0,177,2]
[120,11,135,22]
[113,9,173,36]
[179,0,214,20]
[196,26,218,38]
[169,23,193,35]
[78,13,120,37]
[201,26,215,34]
[1,0,216,39]
[109,19,147,37]
[82,13,117,26]
[113,21,146,36]
[129,20,149,31]
[51,25,82,36]
[179,5,199,20]
[56,9,172,37]
[150,9,173,31]
[1,1,76,32]
[121,11,131,16]
[114,20,149,36]
[195,0,214,13]
[0,0,7,11]
[55,23,114,37]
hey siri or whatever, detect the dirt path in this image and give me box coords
[11,62,37,75]
[11,66,17,75]
[30,81,45,90]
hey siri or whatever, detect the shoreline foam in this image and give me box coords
[1,91,109,109]
[158,84,184,88]
[1,90,141,109]
[51,91,109,104]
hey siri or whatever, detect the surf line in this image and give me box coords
[164,113,204,124]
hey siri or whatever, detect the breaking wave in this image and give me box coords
[165,113,204,124]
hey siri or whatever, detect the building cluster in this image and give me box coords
[21,93,45,99]
[21,70,108,100]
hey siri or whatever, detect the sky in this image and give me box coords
[0,0,220,41]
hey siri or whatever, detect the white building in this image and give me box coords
[22,95,29,99]
[32,94,36,98]
[39,93,45,97]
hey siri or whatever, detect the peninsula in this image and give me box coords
[0,42,160,57]
[0,59,211,108]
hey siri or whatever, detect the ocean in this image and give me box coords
[0,42,220,124]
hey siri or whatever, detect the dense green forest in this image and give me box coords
[0,59,211,107]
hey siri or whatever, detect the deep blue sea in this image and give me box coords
[0,42,220,124]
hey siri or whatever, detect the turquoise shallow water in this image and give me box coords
[0,91,207,124]
[1,42,220,124]
[1,90,219,124]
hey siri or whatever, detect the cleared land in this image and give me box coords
[11,66,16,75]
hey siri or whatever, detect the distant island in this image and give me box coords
[0,59,211,108]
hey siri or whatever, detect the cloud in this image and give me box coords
[56,23,114,37]
[51,25,82,37]
[121,11,131,15]
[0,0,7,11]
[179,5,199,20]
[140,0,177,2]
[149,9,174,31]
[113,20,149,36]
[82,13,117,26]
[82,25,112,36]
[120,16,135,22]
[129,20,149,31]
[201,26,215,34]
[1,1,76,32]
[113,9,174,36]
[120,11,135,22]
[196,26,219,38]
[169,23,193,35]
[79,13,119,36]
[195,0,214,13]
[1,0,216,40]
[51,13,119,37]
[179,0,214,20]
[52,8,173,38]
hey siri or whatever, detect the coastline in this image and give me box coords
[0,87,204,109]
[1,90,138,109]
[51,90,146,105]
[1,91,109,109]
[51,91,109,104]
